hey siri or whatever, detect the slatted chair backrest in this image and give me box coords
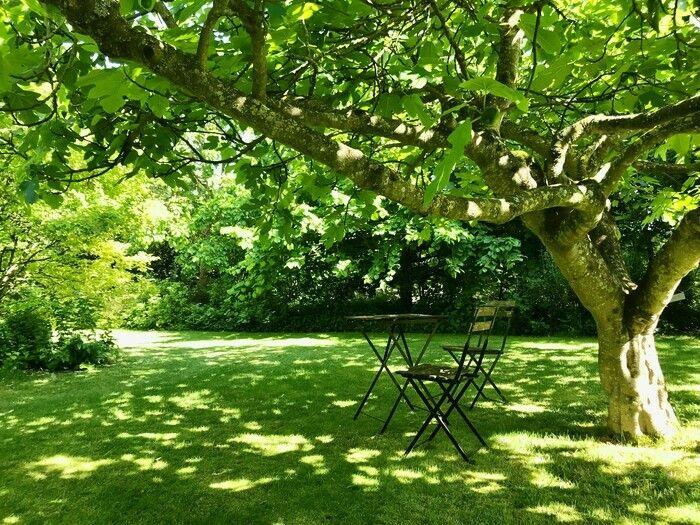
[455,305,499,375]
[482,301,516,353]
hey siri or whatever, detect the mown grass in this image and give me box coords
[0,331,698,525]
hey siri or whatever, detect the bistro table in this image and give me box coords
[346,314,445,430]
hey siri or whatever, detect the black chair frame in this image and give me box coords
[391,305,499,462]
[442,300,515,408]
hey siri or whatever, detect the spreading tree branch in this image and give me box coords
[548,95,700,183]
[229,0,267,99]
[627,208,700,333]
[35,0,602,227]
[196,0,230,70]
[154,2,178,29]
[633,160,700,177]
[600,113,700,195]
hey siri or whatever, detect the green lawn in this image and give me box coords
[0,332,699,525]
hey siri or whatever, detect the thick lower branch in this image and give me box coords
[627,208,700,333]
[38,0,599,226]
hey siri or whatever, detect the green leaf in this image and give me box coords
[147,94,170,118]
[21,0,47,15]
[42,192,64,209]
[20,179,40,204]
[530,54,572,91]
[376,94,401,118]
[139,0,156,11]
[535,29,562,55]
[666,134,692,158]
[423,148,461,206]
[460,77,529,112]
[267,3,286,22]
[646,0,660,31]
[322,223,345,248]
[402,94,436,128]
[289,2,319,21]
[447,119,472,151]
[419,41,439,65]
[520,13,562,54]
[119,0,136,15]
[100,94,126,113]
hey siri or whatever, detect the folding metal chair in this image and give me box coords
[442,300,515,408]
[393,305,498,462]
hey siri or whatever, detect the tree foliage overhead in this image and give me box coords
[1,0,697,219]
[1,0,699,438]
[1,0,696,337]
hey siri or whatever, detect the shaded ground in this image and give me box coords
[0,331,698,524]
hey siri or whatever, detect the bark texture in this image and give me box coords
[598,328,678,436]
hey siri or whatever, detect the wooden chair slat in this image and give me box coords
[471,320,494,332]
[475,306,497,317]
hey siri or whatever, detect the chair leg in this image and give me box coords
[439,382,487,447]
[487,375,506,403]
[404,379,449,454]
[404,379,472,462]
[426,378,472,442]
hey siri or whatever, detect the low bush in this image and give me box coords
[0,308,118,372]
[0,307,53,369]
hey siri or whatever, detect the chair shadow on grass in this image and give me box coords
[0,331,698,524]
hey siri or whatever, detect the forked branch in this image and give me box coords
[627,208,700,333]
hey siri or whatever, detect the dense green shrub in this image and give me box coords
[47,331,119,371]
[511,251,596,336]
[0,307,53,369]
[0,307,118,371]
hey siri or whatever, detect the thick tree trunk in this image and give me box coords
[597,325,678,438]
[529,222,683,439]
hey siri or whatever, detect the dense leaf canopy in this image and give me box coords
[1,0,697,223]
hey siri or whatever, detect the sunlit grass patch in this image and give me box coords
[209,477,277,492]
[656,504,700,524]
[232,433,314,455]
[0,331,698,524]
[27,455,116,480]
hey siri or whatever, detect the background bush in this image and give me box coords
[0,306,119,372]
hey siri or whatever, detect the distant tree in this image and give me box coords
[1,0,698,438]
[0,166,158,327]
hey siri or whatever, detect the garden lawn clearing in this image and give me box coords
[0,331,699,525]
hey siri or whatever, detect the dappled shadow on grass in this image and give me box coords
[0,331,698,524]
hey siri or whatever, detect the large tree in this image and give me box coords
[1,0,698,437]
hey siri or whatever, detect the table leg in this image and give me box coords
[354,326,415,420]
[413,319,440,365]
[379,322,440,432]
